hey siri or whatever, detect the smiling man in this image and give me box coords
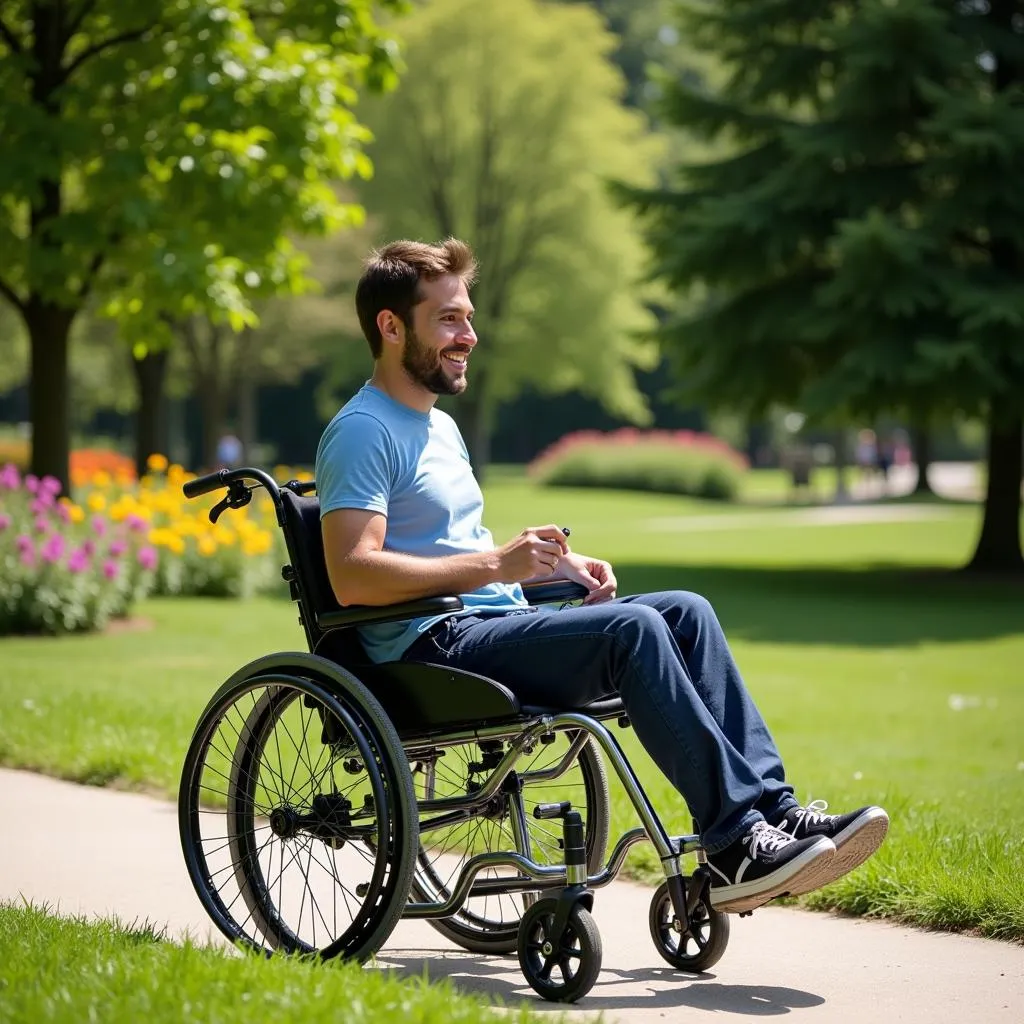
[314,238,890,916]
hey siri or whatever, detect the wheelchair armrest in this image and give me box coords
[317,595,464,630]
[521,580,590,605]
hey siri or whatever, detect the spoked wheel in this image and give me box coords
[649,878,730,973]
[179,670,417,961]
[517,897,602,1003]
[410,731,609,954]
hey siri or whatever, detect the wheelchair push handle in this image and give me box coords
[182,469,230,499]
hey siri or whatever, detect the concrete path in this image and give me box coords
[2,769,1021,1023]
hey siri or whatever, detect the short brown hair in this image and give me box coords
[355,238,478,358]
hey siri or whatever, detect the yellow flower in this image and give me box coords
[68,504,85,524]
[87,492,106,512]
[146,453,169,473]
[92,470,112,488]
[168,536,186,555]
[198,536,217,557]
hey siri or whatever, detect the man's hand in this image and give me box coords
[558,551,617,604]
[496,525,570,583]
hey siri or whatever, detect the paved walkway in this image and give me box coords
[1,768,1021,1023]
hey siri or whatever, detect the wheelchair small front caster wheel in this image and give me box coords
[649,879,730,973]
[516,898,602,1002]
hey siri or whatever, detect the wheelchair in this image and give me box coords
[177,467,730,1003]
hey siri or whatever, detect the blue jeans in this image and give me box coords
[402,590,798,853]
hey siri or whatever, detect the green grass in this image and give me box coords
[0,902,541,1024]
[1,476,1023,942]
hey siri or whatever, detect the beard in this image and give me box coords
[401,324,468,396]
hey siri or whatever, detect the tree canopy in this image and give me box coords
[353,0,662,470]
[624,0,1024,572]
[0,0,403,491]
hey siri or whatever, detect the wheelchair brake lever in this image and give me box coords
[208,495,231,524]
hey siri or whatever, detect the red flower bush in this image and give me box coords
[528,428,748,500]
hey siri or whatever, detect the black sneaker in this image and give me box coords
[707,821,836,914]
[775,800,889,883]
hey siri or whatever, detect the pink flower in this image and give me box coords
[109,539,127,557]
[34,515,50,533]
[40,534,65,564]
[20,550,36,568]
[82,539,96,556]
[24,474,39,494]
[124,514,147,533]
[40,475,62,497]
[0,513,11,531]
[31,495,54,514]
[137,545,158,571]
[102,560,119,580]
[55,502,71,523]
[67,548,89,574]
[15,534,33,553]
[0,464,20,489]
[92,516,107,537]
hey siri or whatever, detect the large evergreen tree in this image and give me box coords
[625,0,1024,572]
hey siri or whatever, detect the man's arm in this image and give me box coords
[322,508,570,607]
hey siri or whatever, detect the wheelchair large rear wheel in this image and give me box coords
[179,671,417,961]
[410,731,609,954]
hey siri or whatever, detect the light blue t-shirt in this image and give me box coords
[314,383,529,662]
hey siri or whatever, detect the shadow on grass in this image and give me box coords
[616,563,1024,647]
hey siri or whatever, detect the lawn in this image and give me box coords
[1,476,1022,941]
[0,902,540,1024]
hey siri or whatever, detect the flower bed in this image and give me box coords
[0,465,156,635]
[91,456,283,600]
[0,456,289,635]
[528,428,749,500]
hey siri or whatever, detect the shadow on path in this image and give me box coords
[377,949,826,1016]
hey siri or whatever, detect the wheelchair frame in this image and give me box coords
[177,467,729,1003]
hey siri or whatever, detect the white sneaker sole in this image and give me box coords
[710,839,836,914]
[817,807,890,886]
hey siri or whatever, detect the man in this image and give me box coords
[315,238,889,914]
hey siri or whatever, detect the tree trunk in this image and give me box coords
[833,428,850,503]
[966,408,1023,574]
[131,348,169,477]
[26,300,75,496]
[238,374,258,463]
[198,378,227,471]
[910,424,933,495]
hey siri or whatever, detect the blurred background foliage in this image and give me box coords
[0,0,1022,571]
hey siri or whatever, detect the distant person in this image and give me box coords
[877,436,895,492]
[855,429,878,489]
[216,431,244,469]
[314,238,889,916]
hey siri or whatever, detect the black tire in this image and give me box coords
[179,669,418,962]
[411,732,609,954]
[649,878,730,973]
[517,898,602,1003]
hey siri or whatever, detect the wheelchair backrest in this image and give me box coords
[278,489,349,649]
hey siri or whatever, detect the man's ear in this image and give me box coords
[377,310,403,348]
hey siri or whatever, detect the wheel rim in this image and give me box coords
[520,904,587,993]
[412,732,605,939]
[181,675,398,958]
[654,888,713,962]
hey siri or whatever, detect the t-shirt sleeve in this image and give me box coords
[315,413,395,518]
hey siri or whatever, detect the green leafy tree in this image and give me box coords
[354,0,661,471]
[0,0,402,492]
[625,0,1024,572]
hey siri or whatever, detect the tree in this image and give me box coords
[624,0,1024,572]
[354,0,661,472]
[0,0,403,492]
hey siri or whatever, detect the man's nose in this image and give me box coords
[460,321,478,347]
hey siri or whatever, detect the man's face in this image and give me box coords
[400,274,477,396]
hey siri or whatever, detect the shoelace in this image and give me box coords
[796,799,836,828]
[744,821,794,859]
